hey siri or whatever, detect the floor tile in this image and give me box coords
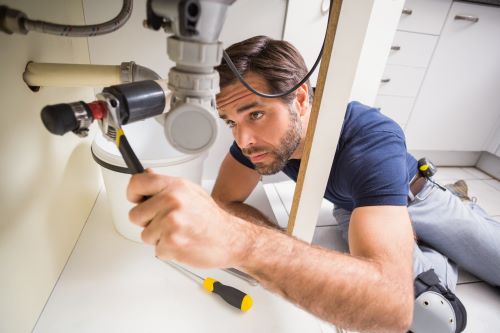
[244,182,280,225]
[262,183,290,229]
[466,180,500,216]
[484,179,500,192]
[273,180,336,226]
[462,167,493,180]
[273,180,295,214]
[456,282,500,332]
[433,167,478,181]
[317,200,336,226]
[312,225,348,253]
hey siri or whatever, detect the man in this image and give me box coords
[127,36,500,332]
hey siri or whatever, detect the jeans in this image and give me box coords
[332,180,500,291]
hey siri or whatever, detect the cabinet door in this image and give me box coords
[378,65,426,97]
[387,31,438,68]
[374,95,415,128]
[398,0,452,35]
[405,3,500,151]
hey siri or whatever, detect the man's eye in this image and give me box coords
[250,111,264,120]
[225,120,236,128]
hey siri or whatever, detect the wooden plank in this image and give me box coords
[286,0,343,236]
[287,0,405,241]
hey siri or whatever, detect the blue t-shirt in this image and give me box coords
[230,101,418,211]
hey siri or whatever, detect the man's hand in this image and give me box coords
[127,169,256,268]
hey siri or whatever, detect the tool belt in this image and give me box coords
[409,172,427,198]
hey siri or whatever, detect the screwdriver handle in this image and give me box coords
[115,127,152,202]
[203,278,253,312]
[116,128,145,174]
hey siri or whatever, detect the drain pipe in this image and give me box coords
[23,61,161,89]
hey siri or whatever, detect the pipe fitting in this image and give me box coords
[0,5,28,35]
[120,61,161,83]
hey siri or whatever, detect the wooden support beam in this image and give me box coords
[287,0,405,241]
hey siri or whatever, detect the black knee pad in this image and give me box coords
[409,269,467,333]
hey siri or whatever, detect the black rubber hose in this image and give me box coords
[222,0,333,99]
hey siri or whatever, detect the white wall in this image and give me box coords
[485,117,500,157]
[83,0,287,180]
[0,1,101,332]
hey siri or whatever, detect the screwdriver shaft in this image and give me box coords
[158,258,253,312]
[163,259,204,282]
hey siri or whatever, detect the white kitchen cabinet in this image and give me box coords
[387,31,438,68]
[378,65,426,97]
[374,95,415,128]
[405,2,500,152]
[375,2,447,129]
[398,0,452,35]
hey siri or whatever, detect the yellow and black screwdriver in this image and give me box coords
[162,259,253,312]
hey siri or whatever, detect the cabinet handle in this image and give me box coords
[454,14,479,23]
[402,8,413,15]
[391,45,401,51]
[381,78,391,83]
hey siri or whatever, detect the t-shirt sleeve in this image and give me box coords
[229,141,255,170]
[347,130,410,208]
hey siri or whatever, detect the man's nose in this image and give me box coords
[234,126,256,148]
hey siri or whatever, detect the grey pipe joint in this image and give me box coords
[0,5,28,35]
[120,62,161,83]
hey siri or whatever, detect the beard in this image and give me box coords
[241,108,302,175]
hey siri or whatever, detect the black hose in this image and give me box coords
[222,0,333,99]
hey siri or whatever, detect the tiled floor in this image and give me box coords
[263,167,500,333]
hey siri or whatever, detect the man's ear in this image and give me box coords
[295,83,310,116]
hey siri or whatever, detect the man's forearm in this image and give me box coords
[218,201,281,229]
[239,225,413,333]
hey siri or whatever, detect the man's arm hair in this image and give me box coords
[217,201,282,229]
[238,205,414,333]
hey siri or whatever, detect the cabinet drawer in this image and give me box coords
[387,31,438,68]
[374,95,415,128]
[378,65,426,97]
[405,2,500,152]
[398,0,452,35]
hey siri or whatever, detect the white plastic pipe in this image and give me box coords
[23,62,122,87]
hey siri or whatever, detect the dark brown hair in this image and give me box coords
[216,35,313,105]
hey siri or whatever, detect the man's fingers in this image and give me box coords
[127,171,174,203]
[155,239,175,261]
[140,211,166,245]
[129,195,162,227]
[128,188,183,228]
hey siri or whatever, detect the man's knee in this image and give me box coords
[409,269,467,333]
